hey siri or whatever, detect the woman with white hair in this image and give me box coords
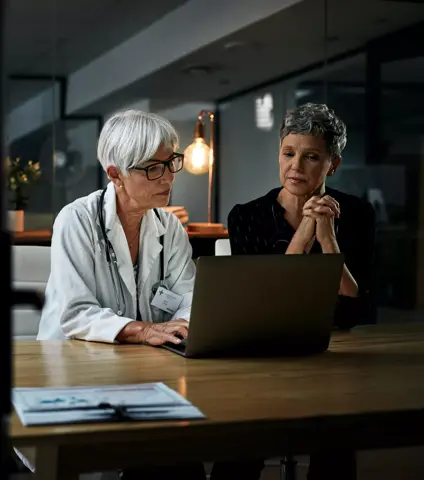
[37,109,264,479]
[38,110,193,346]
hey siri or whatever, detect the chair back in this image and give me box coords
[12,246,51,339]
[215,239,231,256]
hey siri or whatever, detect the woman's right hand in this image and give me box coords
[286,197,320,253]
[115,319,189,345]
[286,213,316,254]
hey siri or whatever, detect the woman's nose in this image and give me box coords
[163,167,175,182]
[290,155,303,171]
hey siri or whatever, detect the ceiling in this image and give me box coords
[118,0,424,106]
[5,0,189,108]
[5,0,190,75]
[6,0,424,116]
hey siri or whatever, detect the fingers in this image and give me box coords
[167,319,189,329]
[313,205,335,216]
[318,195,340,217]
[303,195,340,218]
[178,326,189,339]
[164,324,189,339]
[303,195,322,210]
[142,320,189,346]
[303,197,325,216]
[130,320,190,346]
[142,327,185,346]
[305,195,338,211]
[303,208,321,219]
[160,332,185,345]
[144,332,183,346]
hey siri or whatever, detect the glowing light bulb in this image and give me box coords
[184,137,211,175]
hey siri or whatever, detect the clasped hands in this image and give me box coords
[295,194,340,252]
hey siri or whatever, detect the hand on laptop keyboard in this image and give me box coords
[116,319,188,345]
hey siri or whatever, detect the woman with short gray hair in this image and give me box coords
[228,102,376,479]
[39,109,194,346]
[229,102,375,328]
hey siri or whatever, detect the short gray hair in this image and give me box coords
[280,103,347,157]
[97,110,179,173]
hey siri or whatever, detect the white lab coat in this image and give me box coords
[37,182,196,343]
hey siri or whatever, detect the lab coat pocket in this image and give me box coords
[150,305,167,323]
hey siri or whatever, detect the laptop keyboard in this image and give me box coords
[164,339,187,354]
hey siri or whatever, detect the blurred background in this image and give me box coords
[4,0,424,323]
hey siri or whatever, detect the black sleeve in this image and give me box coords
[334,202,376,329]
[228,204,251,255]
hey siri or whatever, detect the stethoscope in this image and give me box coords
[98,188,165,317]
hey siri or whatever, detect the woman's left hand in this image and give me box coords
[316,215,336,247]
[315,195,339,248]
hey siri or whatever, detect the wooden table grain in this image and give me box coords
[11,323,424,479]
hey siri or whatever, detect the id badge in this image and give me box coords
[151,286,183,314]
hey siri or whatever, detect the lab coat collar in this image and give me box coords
[101,182,167,310]
[103,182,118,234]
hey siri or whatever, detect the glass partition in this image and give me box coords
[5,1,103,232]
[378,55,424,315]
[217,37,423,323]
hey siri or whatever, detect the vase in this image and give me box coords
[8,210,25,232]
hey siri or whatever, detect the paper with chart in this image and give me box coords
[13,383,205,426]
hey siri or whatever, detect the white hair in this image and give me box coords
[97,110,179,173]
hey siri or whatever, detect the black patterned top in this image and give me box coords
[228,186,376,329]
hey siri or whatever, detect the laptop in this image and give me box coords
[162,254,344,358]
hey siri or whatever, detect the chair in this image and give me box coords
[11,245,51,340]
[10,246,124,479]
[215,239,231,256]
[214,239,298,480]
[11,246,115,479]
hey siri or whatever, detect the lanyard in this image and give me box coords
[153,208,165,284]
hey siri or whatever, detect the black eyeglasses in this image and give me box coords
[131,153,184,181]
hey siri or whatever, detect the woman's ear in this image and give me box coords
[327,156,341,177]
[106,166,123,187]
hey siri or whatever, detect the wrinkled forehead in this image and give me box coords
[147,144,175,162]
[280,133,328,153]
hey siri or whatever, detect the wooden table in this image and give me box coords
[13,230,52,246]
[11,323,424,479]
[12,229,229,257]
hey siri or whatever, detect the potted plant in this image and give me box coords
[6,157,41,232]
